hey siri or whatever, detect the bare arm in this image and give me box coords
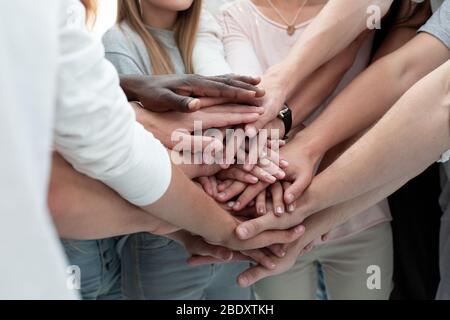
[294,33,449,162]
[268,0,393,97]
[48,153,179,240]
[236,59,450,239]
[303,59,450,214]
[281,30,450,204]
[245,0,393,134]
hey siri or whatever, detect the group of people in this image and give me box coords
[1,0,449,300]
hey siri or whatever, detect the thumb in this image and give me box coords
[244,114,271,138]
[163,90,199,112]
[284,174,312,205]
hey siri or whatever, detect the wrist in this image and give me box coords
[292,130,326,162]
[265,63,295,98]
[207,216,237,246]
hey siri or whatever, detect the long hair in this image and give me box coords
[372,0,430,54]
[80,0,98,28]
[116,0,202,75]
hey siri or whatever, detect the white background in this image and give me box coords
[92,0,118,39]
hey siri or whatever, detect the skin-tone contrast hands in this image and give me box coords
[132,102,265,151]
[120,74,265,113]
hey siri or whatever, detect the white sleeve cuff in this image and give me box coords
[103,125,172,207]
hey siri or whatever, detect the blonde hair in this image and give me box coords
[117,0,202,75]
[80,0,98,29]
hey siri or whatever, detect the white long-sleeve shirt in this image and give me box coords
[193,1,234,76]
[0,0,171,299]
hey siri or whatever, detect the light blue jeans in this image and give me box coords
[121,233,253,300]
[62,238,122,300]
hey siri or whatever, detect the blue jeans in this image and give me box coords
[121,233,252,300]
[62,238,122,300]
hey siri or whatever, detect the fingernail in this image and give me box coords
[239,276,249,287]
[268,262,276,269]
[288,204,295,212]
[277,170,286,179]
[246,127,257,138]
[188,98,201,110]
[227,201,235,208]
[237,226,249,239]
[276,206,284,215]
[218,192,227,199]
[295,225,305,234]
[258,207,266,214]
[249,176,259,183]
[280,250,286,257]
[233,201,241,210]
[265,175,276,183]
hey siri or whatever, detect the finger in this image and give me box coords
[203,105,264,114]
[193,78,258,101]
[206,75,265,97]
[217,179,234,192]
[321,232,330,242]
[257,158,285,180]
[235,211,304,240]
[304,242,315,253]
[270,182,285,216]
[217,167,259,184]
[195,241,234,261]
[282,181,296,212]
[284,174,313,205]
[216,181,246,202]
[244,113,273,138]
[176,134,223,155]
[209,176,219,198]
[265,148,289,169]
[238,225,306,250]
[232,206,259,219]
[222,74,262,86]
[248,165,276,184]
[255,190,266,216]
[197,176,213,196]
[151,89,198,113]
[233,182,269,211]
[240,249,276,270]
[267,244,286,258]
[237,265,273,288]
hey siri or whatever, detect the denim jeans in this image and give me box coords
[62,238,122,300]
[121,233,252,300]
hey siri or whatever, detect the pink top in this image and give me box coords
[218,0,391,243]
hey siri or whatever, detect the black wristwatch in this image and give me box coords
[277,104,292,139]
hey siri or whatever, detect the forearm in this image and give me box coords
[141,162,237,244]
[48,153,177,240]
[268,0,393,98]
[304,60,450,213]
[292,174,412,253]
[287,41,362,127]
[294,33,450,159]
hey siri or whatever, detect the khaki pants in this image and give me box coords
[255,222,393,300]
